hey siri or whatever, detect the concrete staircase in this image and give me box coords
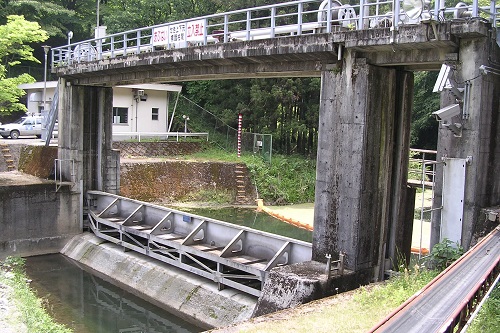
[1,144,16,171]
[235,164,249,204]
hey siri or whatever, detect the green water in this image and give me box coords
[25,254,201,333]
[175,206,313,243]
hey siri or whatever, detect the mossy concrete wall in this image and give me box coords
[61,233,256,329]
[120,161,256,204]
[18,145,58,178]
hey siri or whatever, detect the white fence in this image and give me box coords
[113,131,209,142]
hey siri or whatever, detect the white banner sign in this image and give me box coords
[152,19,207,48]
[186,19,206,42]
[152,26,169,46]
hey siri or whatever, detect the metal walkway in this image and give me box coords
[370,226,500,333]
[86,191,312,297]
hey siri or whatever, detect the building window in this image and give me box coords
[113,107,128,124]
[152,108,159,121]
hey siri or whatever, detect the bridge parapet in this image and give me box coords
[51,0,500,75]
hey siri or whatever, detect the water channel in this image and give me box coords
[25,254,202,333]
[176,206,312,243]
[25,207,310,332]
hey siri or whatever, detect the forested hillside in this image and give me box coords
[1,0,438,152]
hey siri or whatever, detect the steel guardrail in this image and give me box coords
[369,226,500,333]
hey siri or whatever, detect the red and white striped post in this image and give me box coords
[237,113,242,158]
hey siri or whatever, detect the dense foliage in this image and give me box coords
[0,15,48,114]
[425,238,464,270]
[185,78,321,156]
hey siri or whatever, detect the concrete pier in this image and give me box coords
[313,55,413,279]
[431,35,500,250]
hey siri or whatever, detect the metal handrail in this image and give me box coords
[113,131,209,142]
[409,148,439,258]
[50,0,500,68]
[54,158,75,192]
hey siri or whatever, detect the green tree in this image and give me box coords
[2,0,75,38]
[0,15,48,114]
[411,71,439,149]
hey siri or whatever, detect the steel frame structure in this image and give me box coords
[87,191,312,297]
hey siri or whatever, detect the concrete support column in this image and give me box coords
[58,81,116,195]
[313,53,413,279]
[431,36,500,250]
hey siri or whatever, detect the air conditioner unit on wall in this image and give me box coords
[138,89,145,96]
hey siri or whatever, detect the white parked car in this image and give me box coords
[0,115,44,139]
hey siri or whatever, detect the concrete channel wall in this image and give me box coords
[0,179,80,259]
[61,233,257,330]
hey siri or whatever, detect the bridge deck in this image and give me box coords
[51,0,499,85]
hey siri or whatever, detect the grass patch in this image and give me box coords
[468,283,500,333]
[239,268,438,333]
[181,148,316,204]
[0,257,72,333]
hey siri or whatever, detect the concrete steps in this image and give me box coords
[234,164,250,204]
[1,144,16,171]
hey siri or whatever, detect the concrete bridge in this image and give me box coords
[50,0,500,284]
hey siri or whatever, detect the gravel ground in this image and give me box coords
[0,277,27,333]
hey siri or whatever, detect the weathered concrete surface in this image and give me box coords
[0,172,80,259]
[18,145,58,178]
[472,206,500,246]
[251,261,370,317]
[112,141,207,158]
[313,54,413,279]
[54,22,490,87]
[61,233,256,329]
[120,160,256,204]
[431,31,500,250]
[58,82,119,195]
[53,21,492,86]
[55,34,340,85]
[252,262,328,317]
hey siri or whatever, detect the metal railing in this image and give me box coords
[369,226,500,333]
[113,131,209,142]
[54,158,75,192]
[408,148,440,257]
[51,0,500,68]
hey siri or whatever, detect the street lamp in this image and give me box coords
[67,31,73,45]
[182,115,190,133]
[42,45,51,112]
